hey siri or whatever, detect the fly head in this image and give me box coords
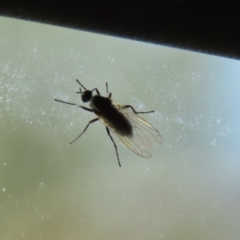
[76,79,93,103]
[81,90,92,103]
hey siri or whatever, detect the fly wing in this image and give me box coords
[100,99,162,158]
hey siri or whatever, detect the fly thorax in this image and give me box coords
[90,95,112,114]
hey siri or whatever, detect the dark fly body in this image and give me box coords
[54,80,162,167]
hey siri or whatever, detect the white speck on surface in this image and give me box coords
[211,138,217,146]
[38,182,46,189]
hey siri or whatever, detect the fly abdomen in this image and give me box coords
[91,95,132,137]
[105,109,133,137]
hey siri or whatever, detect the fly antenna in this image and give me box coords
[76,88,82,94]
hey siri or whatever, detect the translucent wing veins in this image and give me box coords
[98,99,162,158]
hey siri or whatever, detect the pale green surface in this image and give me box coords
[1,16,240,240]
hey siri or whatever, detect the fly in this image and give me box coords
[54,79,162,167]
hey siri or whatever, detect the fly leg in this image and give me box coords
[122,105,154,114]
[69,118,99,144]
[76,79,101,95]
[54,99,93,112]
[105,82,112,98]
[106,127,121,167]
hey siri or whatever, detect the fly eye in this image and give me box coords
[81,90,92,102]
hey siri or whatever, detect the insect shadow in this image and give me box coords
[54,80,162,167]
